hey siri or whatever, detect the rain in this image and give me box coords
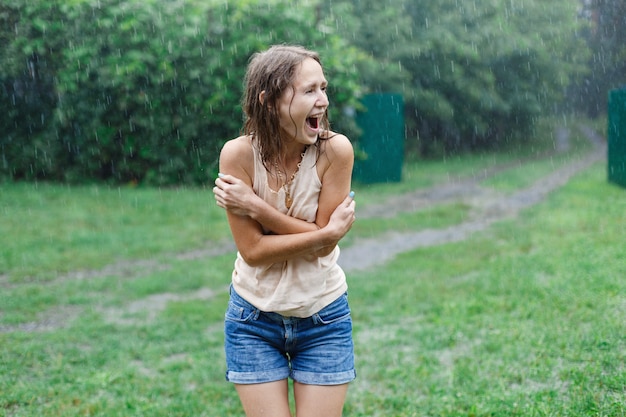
[1,0,625,416]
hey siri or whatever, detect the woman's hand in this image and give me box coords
[311,192,355,257]
[213,173,259,217]
[322,192,356,243]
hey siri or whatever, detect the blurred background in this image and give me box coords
[1,0,623,185]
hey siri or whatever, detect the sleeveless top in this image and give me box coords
[230,141,348,318]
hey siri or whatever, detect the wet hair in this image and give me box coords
[242,44,330,170]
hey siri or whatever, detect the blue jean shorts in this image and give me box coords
[224,286,356,385]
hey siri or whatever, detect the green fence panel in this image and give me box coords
[608,88,626,188]
[353,93,404,184]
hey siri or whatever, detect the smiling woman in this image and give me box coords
[212,45,357,417]
[274,57,329,145]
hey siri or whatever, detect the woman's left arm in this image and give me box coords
[213,134,354,237]
[309,134,354,256]
[313,134,354,228]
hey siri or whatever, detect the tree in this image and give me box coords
[0,1,60,177]
[573,0,626,117]
[403,0,588,154]
[319,0,589,156]
[0,0,366,184]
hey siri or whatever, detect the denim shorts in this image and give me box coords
[224,286,356,385]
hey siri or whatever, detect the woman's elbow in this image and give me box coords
[238,247,265,267]
[313,244,336,258]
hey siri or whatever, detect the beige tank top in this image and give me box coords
[231,141,348,317]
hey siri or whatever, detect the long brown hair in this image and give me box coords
[242,45,330,170]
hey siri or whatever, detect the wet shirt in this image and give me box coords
[231,141,347,318]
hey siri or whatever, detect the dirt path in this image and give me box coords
[0,125,606,333]
[339,124,606,271]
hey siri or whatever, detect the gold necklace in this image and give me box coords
[275,147,307,209]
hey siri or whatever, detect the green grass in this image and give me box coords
[353,152,507,205]
[0,183,231,281]
[1,126,624,416]
[346,164,625,416]
[481,124,595,192]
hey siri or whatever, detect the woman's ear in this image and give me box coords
[259,90,271,108]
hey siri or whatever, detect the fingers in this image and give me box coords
[348,191,356,221]
[213,173,249,212]
[214,173,236,196]
[213,173,229,208]
[215,172,237,186]
[333,191,355,219]
[213,184,224,208]
[343,190,356,206]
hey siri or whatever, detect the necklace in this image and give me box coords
[275,147,307,209]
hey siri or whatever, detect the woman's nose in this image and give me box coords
[317,90,329,107]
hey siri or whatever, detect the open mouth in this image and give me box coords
[306,117,320,130]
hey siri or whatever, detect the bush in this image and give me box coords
[0,0,364,185]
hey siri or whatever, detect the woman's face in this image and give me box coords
[277,58,329,146]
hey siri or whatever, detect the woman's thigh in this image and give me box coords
[293,382,349,417]
[235,380,292,417]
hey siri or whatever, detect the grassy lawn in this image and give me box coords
[1,126,625,416]
[0,183,232,281]
[346,163,626,416]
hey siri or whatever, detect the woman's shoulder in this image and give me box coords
[319,130,353,160]
[220,136,253,159]
[220,135,255,172]
[221,135,254,155]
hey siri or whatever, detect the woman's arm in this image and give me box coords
[217,136,355,266]
[214,133,355,237]
[309,133,355,256]
[214,173,319,235]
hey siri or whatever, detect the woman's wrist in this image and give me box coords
[246,195,260,220]
[318,224,339,248]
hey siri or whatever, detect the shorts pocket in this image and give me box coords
[312,293,351,325]
[225,298,259,323]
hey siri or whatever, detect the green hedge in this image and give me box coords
[0,0,364,185]
[1,0,597,185]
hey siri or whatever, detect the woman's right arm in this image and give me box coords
[214,173,320,235]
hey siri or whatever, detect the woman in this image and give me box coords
[213,44,356,417]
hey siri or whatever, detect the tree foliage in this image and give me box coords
[1,0,593,184]
[319,0,588,155]
[0,0,365,184]
[571,0,626,116]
